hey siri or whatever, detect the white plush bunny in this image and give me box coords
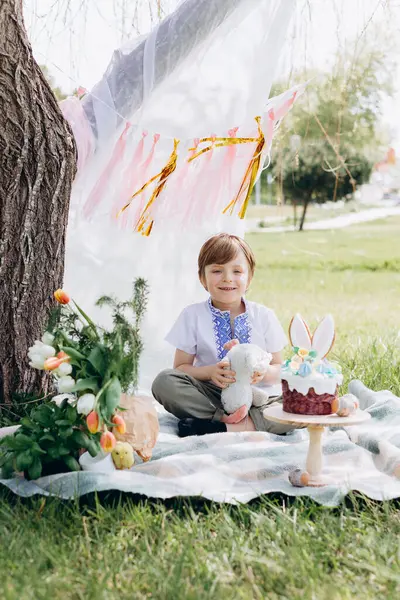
[221,343,272,414]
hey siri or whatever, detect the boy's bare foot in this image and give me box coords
[221,404,248,424]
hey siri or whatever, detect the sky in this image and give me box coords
[23,0,400,148]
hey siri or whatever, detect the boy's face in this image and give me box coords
[202,249,251,305]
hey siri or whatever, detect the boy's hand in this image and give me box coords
[223,339,240,352]
[209,361,236,388]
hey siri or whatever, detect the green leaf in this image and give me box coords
[1,457,15,479]
[47,447,60,460]
[20,417,35,429]
[87,441,99,458]
[58,331,78,348]
[87,345,108,376]
[96,294,115,308]
[61,346,86,362]
[16,451,33,472]
[32,406,54,428]
[69,378,99,394]
[71,430,90,448]
[65,403,78,423]
[39,434,56,444]
[27,457,42,480]
[104,377,122,419]
[31,443,47,455]
[55,419,72,427]
[59,427,74,439]
[57,446,71,456]
[72,301,99,336]
[62,455,81,472]
[13,434,33,450]
[0,435,15,449]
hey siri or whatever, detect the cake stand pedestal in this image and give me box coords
[263,405,371,487]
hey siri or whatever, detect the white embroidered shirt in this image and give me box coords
[165,298,287,396]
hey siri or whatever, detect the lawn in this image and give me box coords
[1,217,400,599]
[246,199,361,227]
[247,217,400,345]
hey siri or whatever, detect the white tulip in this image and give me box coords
[38,344,56,359]
[29,341,55,359]
[28,341,43,359]
[41,332,55,345]
[76,393,96,416]
[56,362,72,377]
[28,354,45,370]
[57,376,75,393]
[52,393,76,407]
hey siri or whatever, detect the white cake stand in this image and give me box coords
[263,404,371,487]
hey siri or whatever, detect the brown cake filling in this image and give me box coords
[282,380,338,415]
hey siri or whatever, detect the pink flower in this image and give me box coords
[100,431,116,453]
[43,357,62,371]
[86,411,100,434]
[54,289,70,305]
[111,415,126,435]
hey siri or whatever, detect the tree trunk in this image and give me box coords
[292,199,297,229]
[298,196,311,232]
[0,0,77,405]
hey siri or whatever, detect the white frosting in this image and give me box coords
[282,372,343,396]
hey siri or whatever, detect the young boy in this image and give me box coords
[152,233,295,437]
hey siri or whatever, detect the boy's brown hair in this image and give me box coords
[198,233,256,283]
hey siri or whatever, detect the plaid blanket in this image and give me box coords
[2,380,400,506]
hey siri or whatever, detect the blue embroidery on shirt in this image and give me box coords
[207,298,252,360]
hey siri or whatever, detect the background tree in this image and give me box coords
[270,34,393,230]
[0,0,77,406]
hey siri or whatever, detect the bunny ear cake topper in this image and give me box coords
[311,314,336,359]
[289,314,312,351]
[289,313,335,359]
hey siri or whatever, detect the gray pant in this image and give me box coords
[152,369,297,435]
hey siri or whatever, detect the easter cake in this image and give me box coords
[281,314,343,415]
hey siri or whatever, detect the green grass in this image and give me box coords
[1,493,400,599]
[1,217,400,599]
[246,199,361,225]
[247,217,400,345]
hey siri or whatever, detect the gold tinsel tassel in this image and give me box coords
[222,116,265,219]
[118,138,180,236]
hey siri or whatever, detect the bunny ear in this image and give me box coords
[289,314,312,350]
[311,314,335,358]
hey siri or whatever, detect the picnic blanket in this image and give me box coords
[2,380,400,506]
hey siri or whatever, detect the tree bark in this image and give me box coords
[292,199,297,229]
[298,195,311,232]
[0,0,77,405]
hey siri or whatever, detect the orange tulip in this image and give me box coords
[57,351,71,363]
[100,430,116,453]
[111,415,126,435]
[54,289,70,305]
[43,357,62,371]
[86,411,100,434]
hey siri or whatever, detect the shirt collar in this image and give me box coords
[207,297,248,320]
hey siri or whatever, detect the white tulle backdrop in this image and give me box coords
[63,0,296,393]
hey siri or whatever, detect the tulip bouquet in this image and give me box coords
[0,279,148,479]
